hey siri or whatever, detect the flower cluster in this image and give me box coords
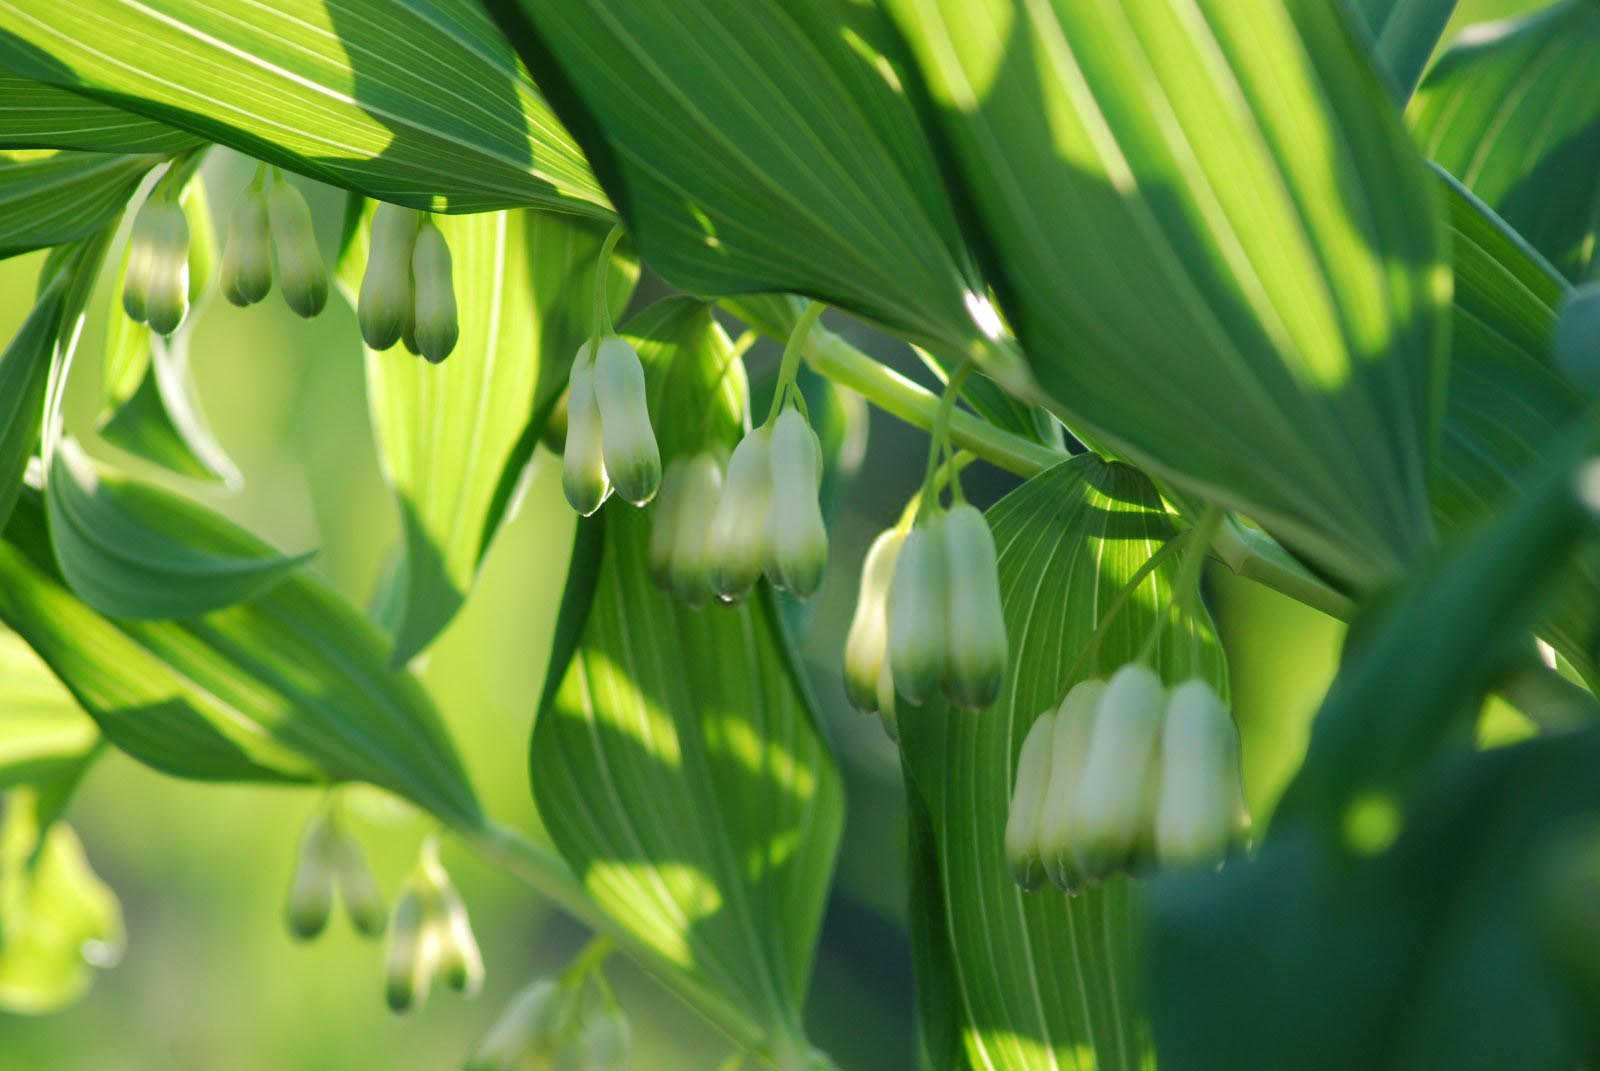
[562,336,662,514]
[383,837,483,1012]
[357,203,459,363]
[1005,665,1249,892]
[283,808,387,941]
[219,170,329,319]
[122,193,193,335]
[465,977,631,1071]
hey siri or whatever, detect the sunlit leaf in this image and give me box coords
[533,298,843,1053]
[887,0,1449,594]
[1410,0,1600,281]
[338,203,637,662]
[898,455,1227,1071]
[0,788,123,1015]
[0,487,483,829]
[0,148,156,260]
[0,75,200,154]
[0,0,610,215]
[0,630,97,791]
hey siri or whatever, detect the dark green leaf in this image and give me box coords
[1349,0,1460,101]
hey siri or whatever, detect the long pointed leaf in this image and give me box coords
[0,149,157,260]
[0,75,199,154]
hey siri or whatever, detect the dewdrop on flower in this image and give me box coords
[591,336,660,505]
[409,217,458,363]
[284,810,336,940]
[220,177,273,306]
[843,528,906,715]
[266,175,328,318]
[1036,678,1105,892]
[1070,663,1166,881]
[887,512,949,705]
[359,203,422,350]
[941,502,1007,708]
[1154,680,1251,868]
[562,353,611,515]
[706,426,773,601]
[1003,709,1057,891]
[765,407,828,597]
[465,978,564,1071]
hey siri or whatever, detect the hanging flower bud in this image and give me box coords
[875,659,898,740]
[706,427,773,601]
[666,452,724,606]
[765,407,828,597]
[1154,680,1250,868]
[120,217,155,324]
[563,353,612,516]
[1034,679,1107,892]
[140,198,191,336]
[591,337,661,506]
[941,502,1007,709]
[331,830,387,938]
[843,529,906,714]
[1003,710,1057,891]
[434,882,484,996]
[580,1007,632,1071]
[649,458,690,590]
[266,176,328,318]
[1070,663,1166,881]
[887,513,950,705]
[465,978,563,1071]
[220,178,273,306]
[410,217,458,363]
[383,884,438,1012]
[284,811,336,941]
[359,203,421,350]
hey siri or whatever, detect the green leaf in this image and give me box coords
[0,277,66,535]
[0,0,610,215]
[1348,0,1460,101]
[897,455,1228,1071]
[0,487,483,828]
[339,204,637,663]
[532,298,844,1052]
[0,788,123,1015]
[0,75,200,154]
[0,148,157,260]
[1410,0,1600,282]
[886,0,1449,594]
[481,0,1017,378]
[0,630,97,791]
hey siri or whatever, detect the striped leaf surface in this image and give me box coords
[0,149,157,260]
[339,205,637,663]
[0,630,97,791]
[0,75,199,154]
[0,0,610,214]
[887,0,1449,594]
[1410,0,1600,282]
[0,487,483,830]
[533,299,843,1055]
[898,455,1228,1071]
[1347,0,1460,101]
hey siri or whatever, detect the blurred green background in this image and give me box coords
[0,1,1545,1065]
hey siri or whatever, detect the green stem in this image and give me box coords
[920,362,974,514]
[594,224,625,340]
[764,301,824,426]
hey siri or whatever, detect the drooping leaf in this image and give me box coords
[1410,0,1600,282]
[0,277,66,535]
[886,0,1449,594]
[532,298,844,1055]
[0,487,482,829]
[0,630,97,792]
[897,455,1228,1071]
[0,75,199,154]
[0,788,123,1015]
[481,0,1029,386]
[338,203,637,663]
[0,0,610,215]
[0,148,157,260]
[1348,0,1460,101]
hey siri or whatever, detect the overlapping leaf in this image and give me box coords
[897,455,1227,1071]
[339,204,637,662]
[0,149,157,260]
[0,487,482,829]
[532,299,843,1052]
[0,0,609,214]
[0,631,97,791]
[1348,0,1460,101]
[0,75,198,154]
[481,0,1022,383]
[887,0,1449,594]
[1410,0,1600,281]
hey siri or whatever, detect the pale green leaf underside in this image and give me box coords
[343,205,637,663]
[0,0,610,214]
[1409,0,1600,282]
[887,0,1448,593]
[0,488,482,828]
[533,299,843,1043]
[0,75,199,153]
[0,630,97,790]
[899,455,1227,1071]
[0,149,157,260]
